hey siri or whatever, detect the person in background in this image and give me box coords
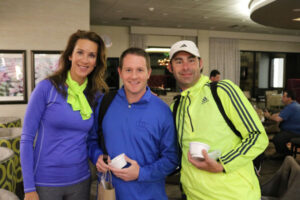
[264,90,300,159]
[167,40,269,200]
[209,69,221,82]
[87,47,178,200]
[21,30,108,200]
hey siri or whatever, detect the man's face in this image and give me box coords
[168,51,202,90]
[282,92,291,105]
[210,74,220,82]
[118,54,151,101]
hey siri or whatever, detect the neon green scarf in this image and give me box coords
[66,71,92,120]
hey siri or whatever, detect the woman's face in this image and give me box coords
[69,39,98,84]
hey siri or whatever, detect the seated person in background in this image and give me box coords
[264,90,300,158]
[209,69,221,82]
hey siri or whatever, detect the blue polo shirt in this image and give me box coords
[279,101,300,134]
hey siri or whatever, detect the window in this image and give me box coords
[240,51,286,100]
[271,58,284,88]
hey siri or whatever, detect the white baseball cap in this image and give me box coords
[169,40,200,59]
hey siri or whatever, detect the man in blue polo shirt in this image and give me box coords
[264,90,300,158]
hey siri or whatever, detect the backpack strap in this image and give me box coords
[97,91,118,156]
[168,95,182,176]
[172,95,181,125]
[210,82,242,139]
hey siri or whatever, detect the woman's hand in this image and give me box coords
[96,154,111,173]
[24,191,39,200]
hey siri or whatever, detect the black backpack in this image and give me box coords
[172,82,264,175]
[97,91,118,157]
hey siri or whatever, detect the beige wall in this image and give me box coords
[0,0,90,121]
[91,25,129,58]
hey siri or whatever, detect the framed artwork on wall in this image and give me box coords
[31,50,61,89]
[0,50,27,104]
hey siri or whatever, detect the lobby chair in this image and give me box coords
[290,138,300,158]
[261,156,300,200]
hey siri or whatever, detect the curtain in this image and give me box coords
[129,34,146,49]
[209,38,240,85]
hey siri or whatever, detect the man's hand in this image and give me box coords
[96,154,111,173]
[24,191,39,200]
[188,150,224,173]
[110,155,140,181]
[264,110,271,119]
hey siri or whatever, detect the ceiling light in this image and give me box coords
[249,0,275,13]
[293,8,300,12]
[148,7,154,12]
[145,48,170,53]
[293,18,300,21]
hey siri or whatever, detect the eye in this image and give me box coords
[89,53,96,58]
[174,60,182,65]
[138,68,144,72]
[76,51,83,55]
[189,58,196,63]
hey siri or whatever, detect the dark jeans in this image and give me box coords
[272,131,300,155]
[36,178,90,200]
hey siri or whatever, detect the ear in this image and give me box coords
[167,63,173,73]
[117,67,122,78]
[147,68,152,79]
[199,58,203,71]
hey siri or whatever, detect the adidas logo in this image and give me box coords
[180,44,187,48]
[201,97,209,104]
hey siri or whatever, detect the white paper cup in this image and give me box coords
[110,153,127,169]
[189,142,210,160]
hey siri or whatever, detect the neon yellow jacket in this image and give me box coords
[171,75,269,200]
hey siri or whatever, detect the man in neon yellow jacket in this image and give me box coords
[167,40,269,200]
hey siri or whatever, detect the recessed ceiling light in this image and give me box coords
[293,8,300,12]
[149,7,154,12]
[293,18,300,21]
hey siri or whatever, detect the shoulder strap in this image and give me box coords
[172,95,181,124]
[210,82,242,139]
[98,91,117,155]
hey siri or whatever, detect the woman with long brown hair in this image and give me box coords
[21,30,108,200]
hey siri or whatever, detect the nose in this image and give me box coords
[82,54,89,63]
[131,70,138,78]
[182,61,189,70]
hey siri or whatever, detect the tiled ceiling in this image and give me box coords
[91,0,300,36]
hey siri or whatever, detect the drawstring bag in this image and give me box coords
[97,170,116,200]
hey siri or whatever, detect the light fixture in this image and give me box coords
[157,58,170,67]
[293,18,300,21]
[145,48,170,53]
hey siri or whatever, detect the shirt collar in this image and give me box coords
[118,86,152,104]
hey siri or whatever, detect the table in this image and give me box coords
[0,188,19,200]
